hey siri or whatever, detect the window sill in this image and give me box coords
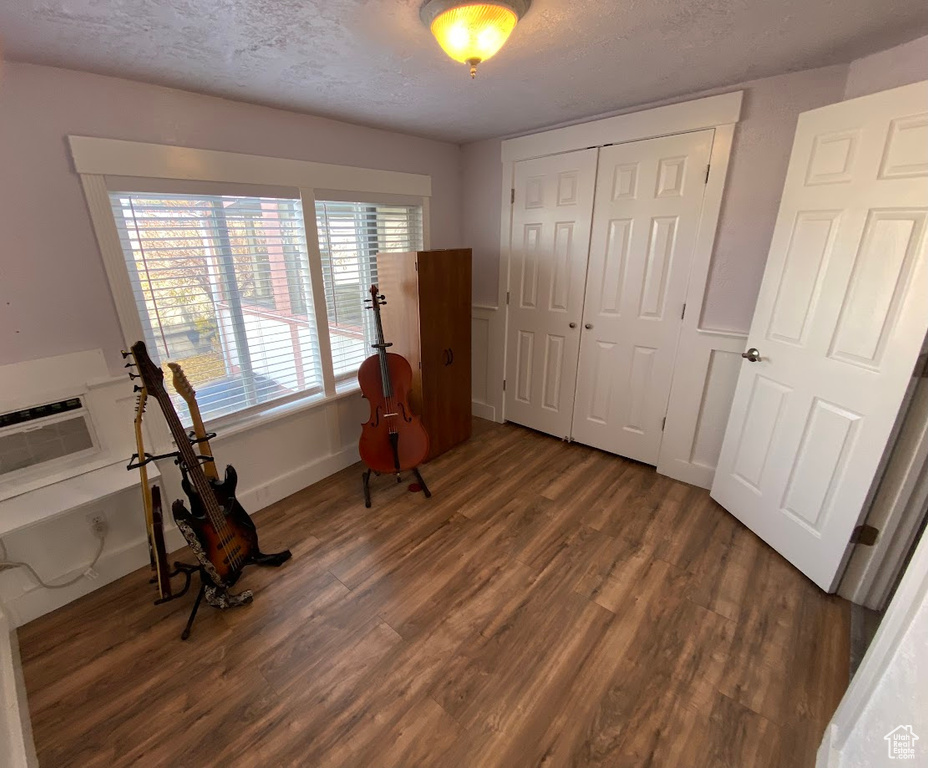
[207,384,362,443]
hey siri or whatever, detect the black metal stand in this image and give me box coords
[149,561,253,640]
[362,465,431,508]
[129,429,290,640]
[182,578,207,641]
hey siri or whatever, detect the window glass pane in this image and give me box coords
[315,202,423,379]
[109,193,322,423]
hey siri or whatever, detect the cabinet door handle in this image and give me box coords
[449,348,454,365]
[443,348,452,366]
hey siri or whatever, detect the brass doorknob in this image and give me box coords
[741,348,761,362]
[584,323,593,330]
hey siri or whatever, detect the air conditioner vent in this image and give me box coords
[0,398,96,479]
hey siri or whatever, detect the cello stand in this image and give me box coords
[362,466,431,508]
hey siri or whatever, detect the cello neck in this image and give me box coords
[370,285,394,399]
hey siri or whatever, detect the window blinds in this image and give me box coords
[315,201,424,379]
[110,192,322,423]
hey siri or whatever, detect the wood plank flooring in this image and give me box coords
[17,419,850,768]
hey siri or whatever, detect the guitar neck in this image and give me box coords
[170,364,218,481]
[131,342,225,532]
[133,389,171,599]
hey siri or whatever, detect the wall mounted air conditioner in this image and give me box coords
[0,395,101,497]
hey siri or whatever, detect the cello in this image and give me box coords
[358,285,432,507]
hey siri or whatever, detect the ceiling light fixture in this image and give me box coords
[420,0,531,79]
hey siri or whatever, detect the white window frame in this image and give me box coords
[72,136,431,443]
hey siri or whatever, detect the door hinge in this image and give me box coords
[661,416,666,431]
[850,524,879,546]
[503,379,507,391]
[506,291,510,305]
[681,303,686,320]
[415,260,418,271]
[705,164,711,184]
[511,188,515,205]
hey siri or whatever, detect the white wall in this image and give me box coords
[836,597,928,765]
[819,516,928,767]
[844,34,928,100]
[0,604,37,768]
[0,62,463,374]
[0,62,461,626]
[461,64,849,324]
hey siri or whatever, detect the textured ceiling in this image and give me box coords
[1,0,926,143]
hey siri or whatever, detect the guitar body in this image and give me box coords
[358,352,430,474]
[173,465,258,586]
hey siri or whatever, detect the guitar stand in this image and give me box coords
[149,561,253,640]
[362,466,431,508]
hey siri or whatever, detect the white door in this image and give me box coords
[712,81,928,591]
[505,149,597,437]
[571,130,714,464]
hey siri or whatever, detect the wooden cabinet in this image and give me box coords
[376,248,472,461]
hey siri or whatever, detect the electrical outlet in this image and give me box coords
[86,513,108,538]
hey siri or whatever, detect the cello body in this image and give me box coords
[358,286,430,475]
[358,352,430,473]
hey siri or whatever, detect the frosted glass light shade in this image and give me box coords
[430,4,517,65]
[420,0,529,76]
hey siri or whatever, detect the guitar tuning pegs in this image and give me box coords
[133,384,143,392]
[125,361,137,368]
[127,372,140,380]
[121,350,131,359]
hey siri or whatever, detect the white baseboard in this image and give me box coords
[472,401,496,422]
[0,607,38,768]
[5,446,359,628]
[657,458,716,489]
[234,444,359,511]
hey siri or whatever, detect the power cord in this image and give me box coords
[0,519,107,590]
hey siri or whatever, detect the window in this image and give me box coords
[110,192,321,422]
[108,190,424,424]
[316,201,423,379]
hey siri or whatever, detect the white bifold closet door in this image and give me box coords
[505,149,597,438]
[572,130,713,463]
[711,81,928,591]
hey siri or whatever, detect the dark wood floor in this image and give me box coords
[18,419,850,768]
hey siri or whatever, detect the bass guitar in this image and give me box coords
[358,286,431,506]
[131,341,291,587]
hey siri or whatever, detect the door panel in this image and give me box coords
[505,149,597,436]
[571,130,714,463]
[711,81,928,591]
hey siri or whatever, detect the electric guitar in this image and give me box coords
[130,341,290,587]
[132,384,172,600]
